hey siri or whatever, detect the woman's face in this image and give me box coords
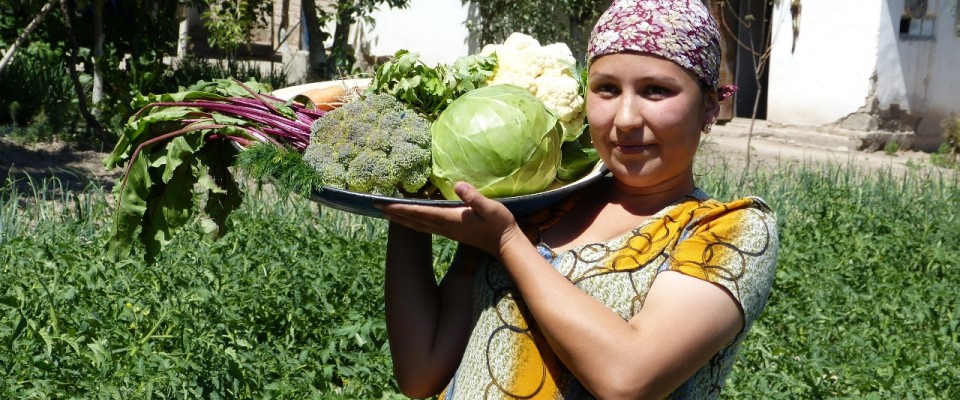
[586,52,718,192]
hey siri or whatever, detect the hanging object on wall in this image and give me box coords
[904,0,928,19]
[790,0,801,53]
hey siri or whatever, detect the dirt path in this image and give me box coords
[702,118,951,174]
[1,137,122,194]
[701,131,937,174]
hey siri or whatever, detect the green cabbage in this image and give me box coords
[430,84,562,200]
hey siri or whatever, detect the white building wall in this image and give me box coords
[767,1,884,127]
[769,0,960,150]
[351,0,474,67]
[878,0,960,149]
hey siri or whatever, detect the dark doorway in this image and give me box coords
[712,0,772,120]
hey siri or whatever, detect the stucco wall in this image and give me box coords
[769,0,960,150]
[877,0,960,149]
[767,1,884,127]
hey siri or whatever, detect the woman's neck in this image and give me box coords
[606,173,696,216]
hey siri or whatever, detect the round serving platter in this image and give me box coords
[271,79,607,219]
[307,161,608,219]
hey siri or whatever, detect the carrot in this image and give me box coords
[300,85,347,111]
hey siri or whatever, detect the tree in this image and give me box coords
[191,0,274,60]
[0,0,57,74]
[714,0,799,167]
[61,0,108,145]
[461,0,611,62]
[301,0,411,80]
[184,0,411,80]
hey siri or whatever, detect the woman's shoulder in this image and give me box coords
[677,189,777,228]
[665,190,779,325]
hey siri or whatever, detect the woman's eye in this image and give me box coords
[592,83,620,96]
[644,86,671,97]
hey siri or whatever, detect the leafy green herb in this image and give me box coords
[104,78,325,262]
[364,50,496,120]
[234,142,325,198]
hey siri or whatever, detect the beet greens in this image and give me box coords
[104,78,325,262]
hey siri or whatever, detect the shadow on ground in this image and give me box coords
[1,138,120,196]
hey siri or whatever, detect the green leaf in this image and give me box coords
[139,156,199,263]
[198,141,244,240]
[162,134,205,183]
[557,141,599,182]
[210,113,253,127]
[107,153,153,260]
[103,78,308,263]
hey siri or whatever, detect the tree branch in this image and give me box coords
[0,0,58,75]
[60,0,109,148]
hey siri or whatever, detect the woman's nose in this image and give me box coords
[613,97,643,131]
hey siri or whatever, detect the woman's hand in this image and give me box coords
[378,181,523,257]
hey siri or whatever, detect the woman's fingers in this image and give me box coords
[453,182,519,231]
[377,182,520,256]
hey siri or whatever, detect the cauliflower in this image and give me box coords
[303,93,432,196]
[480,32,586,141]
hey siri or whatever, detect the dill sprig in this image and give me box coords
[234,143,325,198]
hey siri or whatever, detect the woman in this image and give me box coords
[378,0,778,398]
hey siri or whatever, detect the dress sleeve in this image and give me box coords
[662,197,779,330]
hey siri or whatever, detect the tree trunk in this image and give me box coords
[177,3,191,58]
[0,0,58,75]
[326,0,356,79]
[91,0,104,117]
[302,0,329,81]
[60,0,108,148]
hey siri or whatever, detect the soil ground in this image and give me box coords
[1,118,953,197]
[1,137,123,195]
[702,118,945,174]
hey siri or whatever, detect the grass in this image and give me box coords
[2,159,959,398]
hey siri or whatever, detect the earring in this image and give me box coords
[702,122,713,134]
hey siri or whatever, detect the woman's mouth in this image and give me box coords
[615,143,655,154]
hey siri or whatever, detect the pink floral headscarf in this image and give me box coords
[587,0,737,100]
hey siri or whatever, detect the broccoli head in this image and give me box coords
[303,93,432,196]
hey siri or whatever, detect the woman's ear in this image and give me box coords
[702,92,721,129]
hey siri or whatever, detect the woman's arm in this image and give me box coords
[384,222,475,398]
[497,234,742,399]
[381,183,745,399]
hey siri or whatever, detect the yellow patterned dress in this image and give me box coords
[439,188,778,399]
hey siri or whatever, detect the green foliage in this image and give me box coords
[883,140,900,156]
[0,43,80,142]
[932,143,958,170]
[1,1,290,148]
[168,55,290,90]
[234,142,326,198]
[0,180,429,397]
[462,0,608,61]
[104,78,319,263]
[365,50,497,120]
[2,157,959,397]
[695,160,960,399]
[194,0,273,56]
[932,114,960,169]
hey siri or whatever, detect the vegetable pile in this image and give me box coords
[430,84,562,199]
[106,33,597,261]
[103,78,328,261]
[479,32,586,142]
[302,93,432,196]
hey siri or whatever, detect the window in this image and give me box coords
[900,16,936,38]
[900,0,936,39]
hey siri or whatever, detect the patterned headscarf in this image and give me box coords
[587,0,737,100]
